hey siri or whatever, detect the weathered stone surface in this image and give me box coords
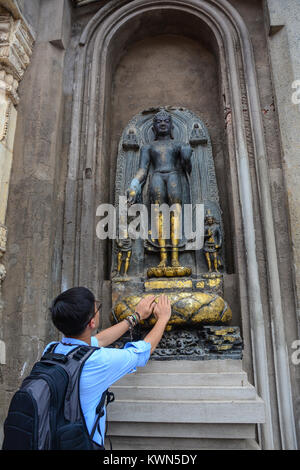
[264,0,300,448]
[0,0,72,439]
[38,0,71,49]
[0,106,17,224]
[73,0,103,6]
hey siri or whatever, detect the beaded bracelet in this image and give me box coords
[134,311,141,321]
[125,317,132,329]
[132,312,139,325]
[125,314,139,329]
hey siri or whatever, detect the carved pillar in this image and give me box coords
[0,5,34,363]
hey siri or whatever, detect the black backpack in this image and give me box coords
[2,343,114,450]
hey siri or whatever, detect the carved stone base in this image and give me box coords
[109,327,243,360]
[112,291,232,331]
[199,326,243,354]
[111,273,237,357]
[151,327,242,360]
[147,266,192,278]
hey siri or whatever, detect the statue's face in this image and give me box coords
[153,114,172,137]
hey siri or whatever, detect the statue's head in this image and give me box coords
[205,210,216,225]
[152,110,174,139]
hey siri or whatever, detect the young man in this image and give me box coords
[46,286,171,449]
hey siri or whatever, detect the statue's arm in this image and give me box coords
[128,145,151,203]
[180,144,193,174]
[134,144,151,185]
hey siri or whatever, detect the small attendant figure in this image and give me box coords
[203,210,222,273]
[116,237,132,277]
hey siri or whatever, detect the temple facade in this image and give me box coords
[0,0,299,450]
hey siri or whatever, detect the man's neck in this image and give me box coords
[69,332,91,346]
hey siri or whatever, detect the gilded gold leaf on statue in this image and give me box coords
[112,292,232,330]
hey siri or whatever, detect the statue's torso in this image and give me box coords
[149,140,182,173]
[204,224,220,251]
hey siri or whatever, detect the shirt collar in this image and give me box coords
[61,337,89,346]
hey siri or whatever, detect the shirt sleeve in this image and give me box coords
[98,340,151,388]
[123,340,151,369]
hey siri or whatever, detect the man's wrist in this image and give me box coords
[124,313,140,330]
[134,310,150,322]
[122,318,130,329]
[134,311,141,321]
[155,317,170,326]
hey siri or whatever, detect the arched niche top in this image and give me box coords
[79,0,224,60]
[79,0,244,45]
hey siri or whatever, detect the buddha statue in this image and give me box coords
[127,110,193,270]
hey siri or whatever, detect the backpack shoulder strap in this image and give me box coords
[90,388,115,446]
[90,389,108,441]
[63,345,99,423]
[45,342,59,353]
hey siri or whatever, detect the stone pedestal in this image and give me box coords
[111,273,242,360]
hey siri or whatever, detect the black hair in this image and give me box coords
[50,286,95,337]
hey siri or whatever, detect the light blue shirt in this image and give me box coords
[43,336,151,447]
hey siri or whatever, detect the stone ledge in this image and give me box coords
[110,384,257,401]
[108,398,265,424]
[113,371,248,387]
[105,436,261,451]
[107,422,256,440]
[144,358,243,372]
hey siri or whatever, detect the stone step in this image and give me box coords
[107,422,256,439]
[105,436,261,450]
[108,397,265,424]
[114,371,248,387]
[143,359,243,373]
[106,360,264,450]
[110,384,257,400]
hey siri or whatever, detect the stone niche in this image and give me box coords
[107,26,242,339]
[64,0,255,370]
[66,8,240,321]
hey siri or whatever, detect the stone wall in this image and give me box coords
[0,0,72,444]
